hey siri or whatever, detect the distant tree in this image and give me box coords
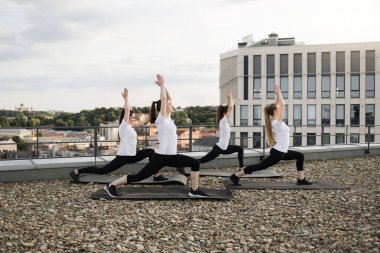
[0,116,11,127]
[12,136,27,151]
[27,118,40,127]
[55,119,67,126]
[172,111,189,126]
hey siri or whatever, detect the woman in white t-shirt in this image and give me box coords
[69,88,166,181]
[229,84,312,186]
[198,91,244,167]
[105,74,208,198]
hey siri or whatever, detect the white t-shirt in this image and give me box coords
[117,120,137,156]
[271,119,290,153]
[216,115,231,150]
[155,113,177,155]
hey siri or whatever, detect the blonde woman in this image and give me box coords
[229,84,312,186]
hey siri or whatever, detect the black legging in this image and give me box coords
[244,148,304,174]
[199,144,244,167]
[127,153,200,183]
[78,149,155,175]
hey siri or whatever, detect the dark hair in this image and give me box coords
[149,100,161,123]
[216,105,228,125]
[119,108,134,125]
[264,103,277,147]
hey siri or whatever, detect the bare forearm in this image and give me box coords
[276,92,285,106]
[165,87,171,101]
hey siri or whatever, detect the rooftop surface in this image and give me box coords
[0,155,379,252]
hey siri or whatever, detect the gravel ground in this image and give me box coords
[0,155,379,253]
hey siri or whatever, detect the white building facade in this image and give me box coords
[219,34,379,148]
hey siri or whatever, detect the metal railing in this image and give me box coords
[0,124,378,160]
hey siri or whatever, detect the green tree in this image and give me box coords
[27,118,40,127]
[12,136,27,151]
[55,119,67,126]
[172,110,189,126]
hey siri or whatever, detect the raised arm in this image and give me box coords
[225,90,233,119]
[274,84,285,121]
[155,74,167,117]
[121,88,130,124]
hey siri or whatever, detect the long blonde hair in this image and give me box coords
[264,103,277,148]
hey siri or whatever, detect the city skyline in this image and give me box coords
[1,0,380,112]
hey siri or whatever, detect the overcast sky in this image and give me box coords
[1,0,379,112]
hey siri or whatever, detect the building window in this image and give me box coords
[351,51,360,73]
[244,56,249,75]
[267,54,275,75]
[350,133,359,143]
[350,104,360,126]
[307,53,316,74]
[253,78,261,99]
[253,105,261,126]
[307,133,316,146]
[350,75,360,98]
[307,76,316,98]
[233,105,236,126]
[283,105,289,125]
[293,133,302,146]
[321,104,331,126]
[365,75,375,98]
[366,50,375,73]
[293,105,302,126]
[336,51,345,74]
[253,132,261,148]
[322,133,330,145]
[240,105,248,126]
[365,104,375,126]
[240,132,248,148]
[336,104,345,126]
[294,53,302,75]
[267,77,275,99]
[253,55,261,76]
[336,75,345,98]
[322,75,330,98]
[336,133,345,144]
[294,76,302,99]
[307,105,316,126]
[322,52,331,75]
[365,134,375,143]
[280,76,288,99]
[244,77,248,100]
[230,132,235,145]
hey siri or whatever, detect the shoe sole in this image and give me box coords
[188,192,208,198]
[103,186,118,198]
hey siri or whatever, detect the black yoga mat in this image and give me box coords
[225,180,349,190]
[91,186,233,200]
[71,174,187,185]
[184,168,281,178]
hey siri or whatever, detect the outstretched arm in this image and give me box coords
[225,90,233,119]
[155,74,167,117]
[121,88,130,124]
[274,84,284,121]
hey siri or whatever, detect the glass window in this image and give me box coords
[350,75,360,98]
[366,50,375,73]
[307,53,316,74]
[293,105,302,126]
[365,104,375,126]
[280,76,288,99]
[365,134,374,143]
[253,132,261,148]
[322,52,331,74]
[336,104,345,126]
[350,104,360,126]
[366,75,375,98]
[350,133,359,143]
[283,105,289,125]
[294,53,302,75]
[280,54,288,75]
[293,133,302,146]
[307,133,316,146]
[240,105,248,126]
[351,51,360,73]
[253,105,261,126]
[294,76,302,98]
[240,132,248,148]
[230,132,235,145]
[267,55,275,75]
[244,77,248,100]
[321,104,330,126]
[336,75,345,98]
[253,55,261,76]
[336,133,345,144]
[336,51,345,74]
[322,75,331,98]
[307,76,316,98]
[322,133,330,145]
[307,105,316,126]
[267,77,275,99]
[253,78,261,99]
[233,105,236,126]
[244,56,249,76]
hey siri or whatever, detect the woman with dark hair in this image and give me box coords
[229,84,312,186]
[70,88,167,181]
[104,74,207,198]
[198,90,244,168]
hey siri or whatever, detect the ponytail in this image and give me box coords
[264,104,277,148]
[216,105,228,125]
[149,100,161,123]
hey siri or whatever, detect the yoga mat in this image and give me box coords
[72,174,187,185]
[184,168,282,178]
[225,180,349,190]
